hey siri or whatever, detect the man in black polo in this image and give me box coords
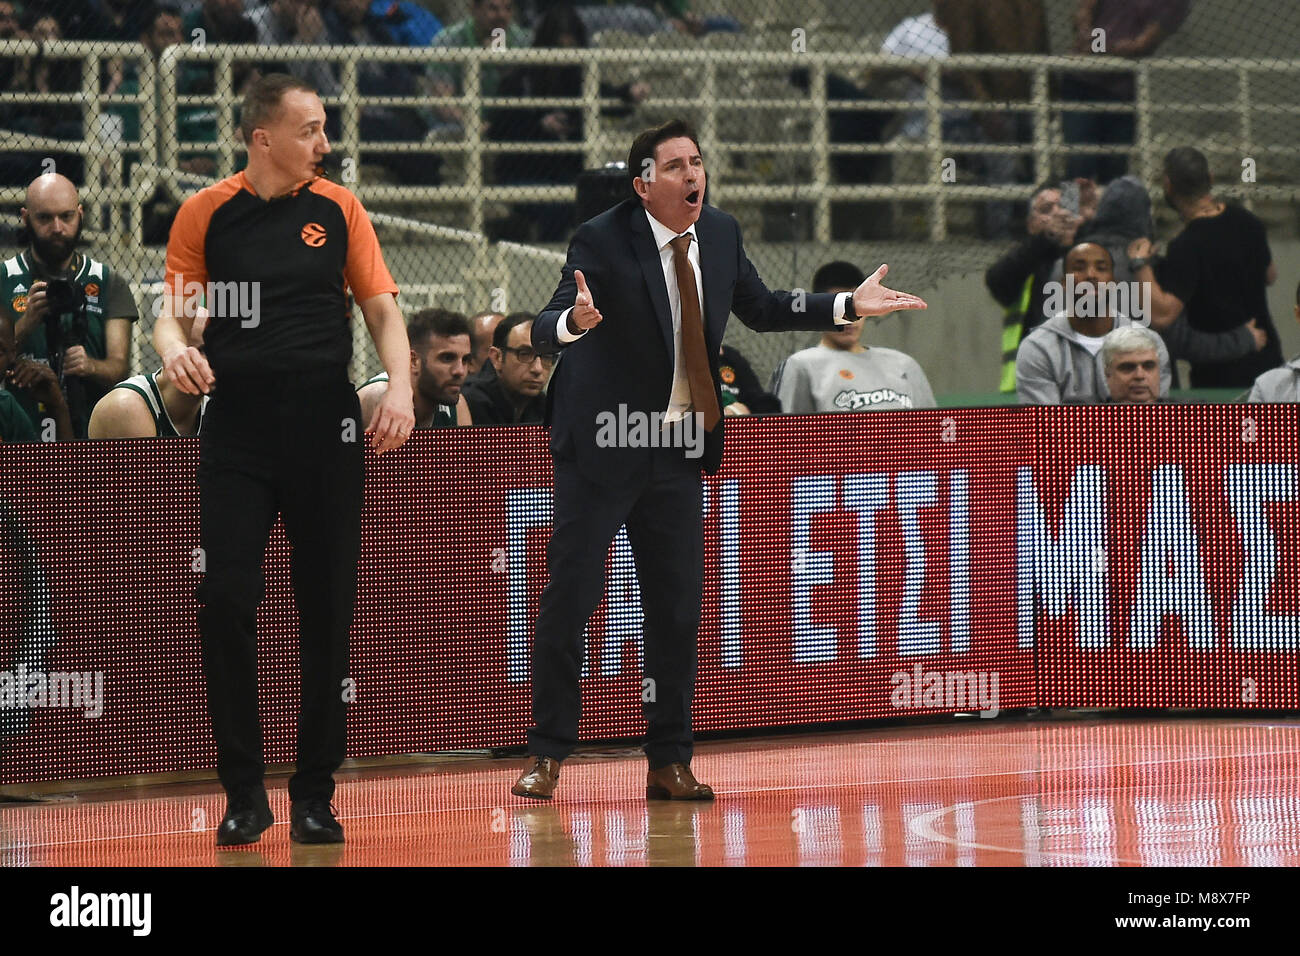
[154,73,415,847]
[1128,146,1283,388]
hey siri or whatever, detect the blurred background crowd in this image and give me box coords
[2,0,1299,443]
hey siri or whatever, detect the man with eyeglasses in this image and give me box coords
[462,311,550,425]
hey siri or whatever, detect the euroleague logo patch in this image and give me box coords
[11,294,26,313]
[300,222,328,247]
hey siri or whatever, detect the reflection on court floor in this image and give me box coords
[3,719,1299,866]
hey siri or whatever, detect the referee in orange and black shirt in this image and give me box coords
[154,74,415,847]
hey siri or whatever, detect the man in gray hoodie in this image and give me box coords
[1016,241,1171,404]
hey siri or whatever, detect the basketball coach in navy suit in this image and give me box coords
[513,119,927,800]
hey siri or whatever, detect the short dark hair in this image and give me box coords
[408,308,471,350]
[240,73,318,142]
[147,3,183,25]
[627,118,701,187]
[1065,241,1114,267]
[533,3,588,48]
[812,261,865,293]
[1163,147,1212,199]
[494,312,535,350]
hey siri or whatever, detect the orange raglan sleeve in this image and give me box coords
[335,185,399,303]
[163,189,212,310]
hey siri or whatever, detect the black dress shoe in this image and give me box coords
[290,798,344,844]
[216,790,274,847]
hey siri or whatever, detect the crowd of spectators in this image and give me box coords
[1013,240,1173,405]
[2,142,1296,445]
[996,145,1283,405]
[0,0,757,245]
[486,3,648,241]
[0,0,1200,215]
[1,3,1298,441]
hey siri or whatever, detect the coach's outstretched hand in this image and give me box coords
[566,269,603,334]
[852,264,928,318]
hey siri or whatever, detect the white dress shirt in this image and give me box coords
[555,210,700,422]
[648,211,701,422]
[557,209,855,420]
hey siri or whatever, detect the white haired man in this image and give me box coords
[1101,325,1163,404]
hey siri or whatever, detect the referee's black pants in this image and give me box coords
[196,368,363,804]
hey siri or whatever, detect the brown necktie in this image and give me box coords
[668,234,720,432]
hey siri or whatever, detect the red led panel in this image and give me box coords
[1031,403,1300,708]
[0,406,1296,786]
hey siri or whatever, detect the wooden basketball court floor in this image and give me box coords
[3,717,1299,866]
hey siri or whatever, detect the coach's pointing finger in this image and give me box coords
[572,269,603,330]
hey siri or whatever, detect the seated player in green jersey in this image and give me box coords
[87,367,207,438]
[357,308,473,429]
[88,313,208,438]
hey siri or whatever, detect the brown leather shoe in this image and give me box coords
[646,762,715,800]
[512,756,561,800]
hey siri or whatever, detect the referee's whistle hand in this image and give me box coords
[162,345,215,395]
[365,389,415,454]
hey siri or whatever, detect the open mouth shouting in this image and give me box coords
[685,188,702,210]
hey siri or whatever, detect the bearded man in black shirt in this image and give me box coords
[1127,146,1282,388]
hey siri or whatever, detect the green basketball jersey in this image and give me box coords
[0,251,140,435]
[360,372,456,428]
[110,369,206,437]
[0,388,37,443]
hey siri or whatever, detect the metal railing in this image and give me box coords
[0,40,156,238]
[4,41,1299,244]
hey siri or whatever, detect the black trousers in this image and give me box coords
[196,369,363,803]
[527,444,704,768]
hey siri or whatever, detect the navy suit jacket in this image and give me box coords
[534,198,840,483]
